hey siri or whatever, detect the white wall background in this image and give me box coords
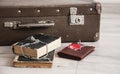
[94,0,120,3]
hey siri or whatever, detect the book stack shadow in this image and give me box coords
[12,33,61,68]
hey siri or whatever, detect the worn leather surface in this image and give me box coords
[0,1,101,45]
[58,46,95,60]
[0,5,98,17]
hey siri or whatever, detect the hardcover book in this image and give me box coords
[12,33,61,58]
[13,50,55,68]
[58,43,95,60]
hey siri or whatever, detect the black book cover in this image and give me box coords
[18,50,55,62]
[16,33,60,49]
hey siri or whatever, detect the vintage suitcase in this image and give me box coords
[0,0,101,45]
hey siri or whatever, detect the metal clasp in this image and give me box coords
[4,21,21,29]
[70,7,84,25]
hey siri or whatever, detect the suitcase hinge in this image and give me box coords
[94,32,99,41]
[69,7,84,25]
[96,2,102,14]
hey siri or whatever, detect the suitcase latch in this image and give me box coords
[70,7,84,25]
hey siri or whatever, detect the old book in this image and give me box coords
[58,43,95,60]
[12,33,61,58]
[13,50,55,68]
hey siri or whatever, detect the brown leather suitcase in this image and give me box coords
[0,0,101,45]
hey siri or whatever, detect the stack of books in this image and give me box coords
[12,33,61,68]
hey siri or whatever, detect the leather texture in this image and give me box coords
[0,1,101,45]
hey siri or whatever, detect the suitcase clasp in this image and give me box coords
[70,7,84,25]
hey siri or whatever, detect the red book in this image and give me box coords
[58,43,95,61]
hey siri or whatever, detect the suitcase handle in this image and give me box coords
[4,20,54,29]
